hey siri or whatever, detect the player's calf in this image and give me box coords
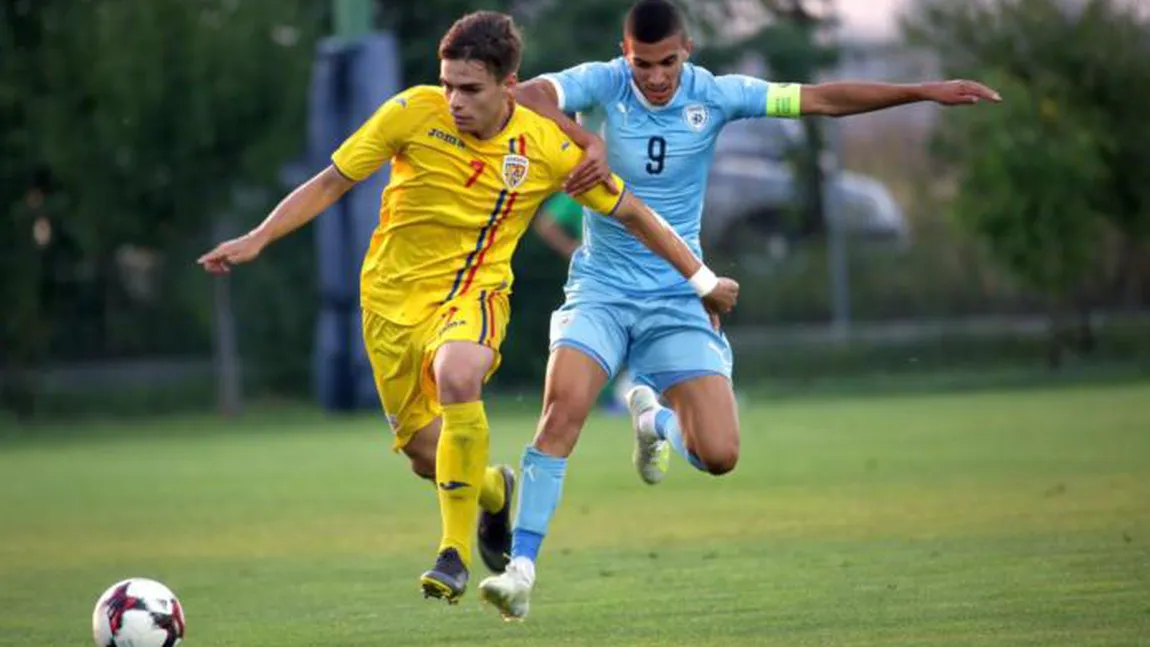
[401,419,442,480]
[533,397,590,457]
[532,347,603,455]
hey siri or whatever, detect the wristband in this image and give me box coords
[689,266,719,297]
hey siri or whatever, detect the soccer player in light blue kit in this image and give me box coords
[479,0,1001,620]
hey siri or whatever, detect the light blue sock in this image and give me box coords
[655,408,706,472]
[510,446,567,562]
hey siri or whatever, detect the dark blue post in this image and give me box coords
[307,33,402,410]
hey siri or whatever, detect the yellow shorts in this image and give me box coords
[362,290,509,450]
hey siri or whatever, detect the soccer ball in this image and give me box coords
[92,578,186,647]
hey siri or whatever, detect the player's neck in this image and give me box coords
[468,98,515,140]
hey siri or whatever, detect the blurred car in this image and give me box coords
[702,118,909,267]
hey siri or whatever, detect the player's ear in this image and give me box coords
[504,72,519,89]
[683,37,695,59]
[619,39,629,57]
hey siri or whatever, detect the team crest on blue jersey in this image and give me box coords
[501,154,530,190]
[683,104,709,131]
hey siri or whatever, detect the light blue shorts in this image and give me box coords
[549,291,733,393]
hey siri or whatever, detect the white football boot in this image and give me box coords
[479,556,535,621]
[627,385,670,485]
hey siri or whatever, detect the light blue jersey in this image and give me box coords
[543,57,774,298]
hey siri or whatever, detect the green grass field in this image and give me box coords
[2,382,1149,646]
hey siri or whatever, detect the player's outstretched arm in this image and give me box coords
[515,79,616,197]
[198,165,354,274]
[799,80,1002,117]
[612,192,739,315]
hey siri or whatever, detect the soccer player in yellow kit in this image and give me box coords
[198,10,738,604]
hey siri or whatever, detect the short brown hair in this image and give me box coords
[438,11,523,80]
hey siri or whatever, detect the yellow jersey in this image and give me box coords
[331,85,625,325]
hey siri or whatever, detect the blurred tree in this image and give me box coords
[1,0,61,418]
[31,0,320,278]
[904,0,1150,341]
[0,0,323,416]
[376,0,514,84]
[942,72,1111,366]
[514,0,632,77]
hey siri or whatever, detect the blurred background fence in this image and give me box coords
[2,0,1148,421]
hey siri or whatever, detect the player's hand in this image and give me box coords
[565,136,619,197]
[197,232,266,274]
[702,277,739,317]
[924,80,1002,106]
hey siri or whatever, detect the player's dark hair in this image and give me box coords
[438,11,523,81]
[624,0,686,44]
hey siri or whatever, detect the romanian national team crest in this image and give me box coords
[501,154,530,190]
[683,104,709,132]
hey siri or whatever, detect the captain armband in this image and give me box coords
[766,83,803,118]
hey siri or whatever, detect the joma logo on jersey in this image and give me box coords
[439,318,467,337]
[427,128,466,148]
[437,306,465,337]
[501,154,529,190]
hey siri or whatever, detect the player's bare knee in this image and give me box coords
[435,365,484,404]
[700,442,739,476]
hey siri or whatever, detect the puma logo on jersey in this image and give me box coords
[708,341,733,371]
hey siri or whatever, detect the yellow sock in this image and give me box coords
[435,401,489,568]
[478,466,507,514]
